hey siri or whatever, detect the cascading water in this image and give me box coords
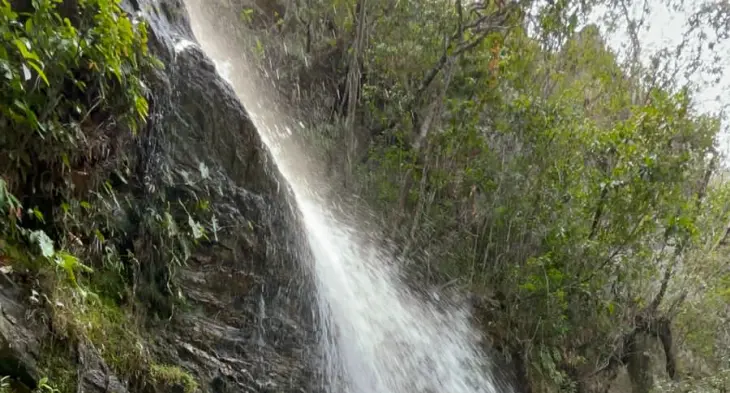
[180,3,509,393]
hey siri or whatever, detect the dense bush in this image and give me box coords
[0,0,152,281]
[0,1,206,390]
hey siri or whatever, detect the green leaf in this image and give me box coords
[164,212,179,236]
[30,207,45,223]
[55,251,93,287]
[94,229,106,243]
[26,60,49,86]
[13,99,39,128]
[13,38,39,61]
[240,8,254,23]
[30,230,55,258]
[135,95,149,119]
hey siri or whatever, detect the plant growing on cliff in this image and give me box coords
[0,0,179,390]
[149,364,199,393]
[0,0,156,280]
[34,377,61,393]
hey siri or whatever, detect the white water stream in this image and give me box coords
[181,4,508,393]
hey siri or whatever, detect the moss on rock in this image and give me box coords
[149,364,198,393]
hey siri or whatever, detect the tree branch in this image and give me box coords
[368,1,519,141]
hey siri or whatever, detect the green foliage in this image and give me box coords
[46,283,147,379]
[230,0,730,390]
[1,0,727,392]
[0,0,157,284]
[37,341,77,393]
[0,0,216,323]
[0,0,153,192]
[149,364,199,393]
[654,370,730,393]
[75,297,146,376]
[34,377,61,393]
[0,1,206,391]
[1,0,152,114]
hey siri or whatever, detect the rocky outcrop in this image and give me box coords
[76,343,128,393]
[1,0,319,392]
[1,273,127,393]
[0,274,40,390]
[119,0,320,392]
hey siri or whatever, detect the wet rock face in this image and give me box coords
[76,343,128,393]
[128,0,321,391]
[1,0,319,392]
[0,276,128,393]
[0,276,40,390]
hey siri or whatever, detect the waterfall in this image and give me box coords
[180,3,509,392]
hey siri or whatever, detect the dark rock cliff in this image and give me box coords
[0,1,320,392]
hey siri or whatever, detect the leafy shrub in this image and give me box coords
[1,0,154,196]
[0,0,157,280]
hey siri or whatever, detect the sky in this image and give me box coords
[589,0,730,159]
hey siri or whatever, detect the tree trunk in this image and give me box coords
[343,0,368,188]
